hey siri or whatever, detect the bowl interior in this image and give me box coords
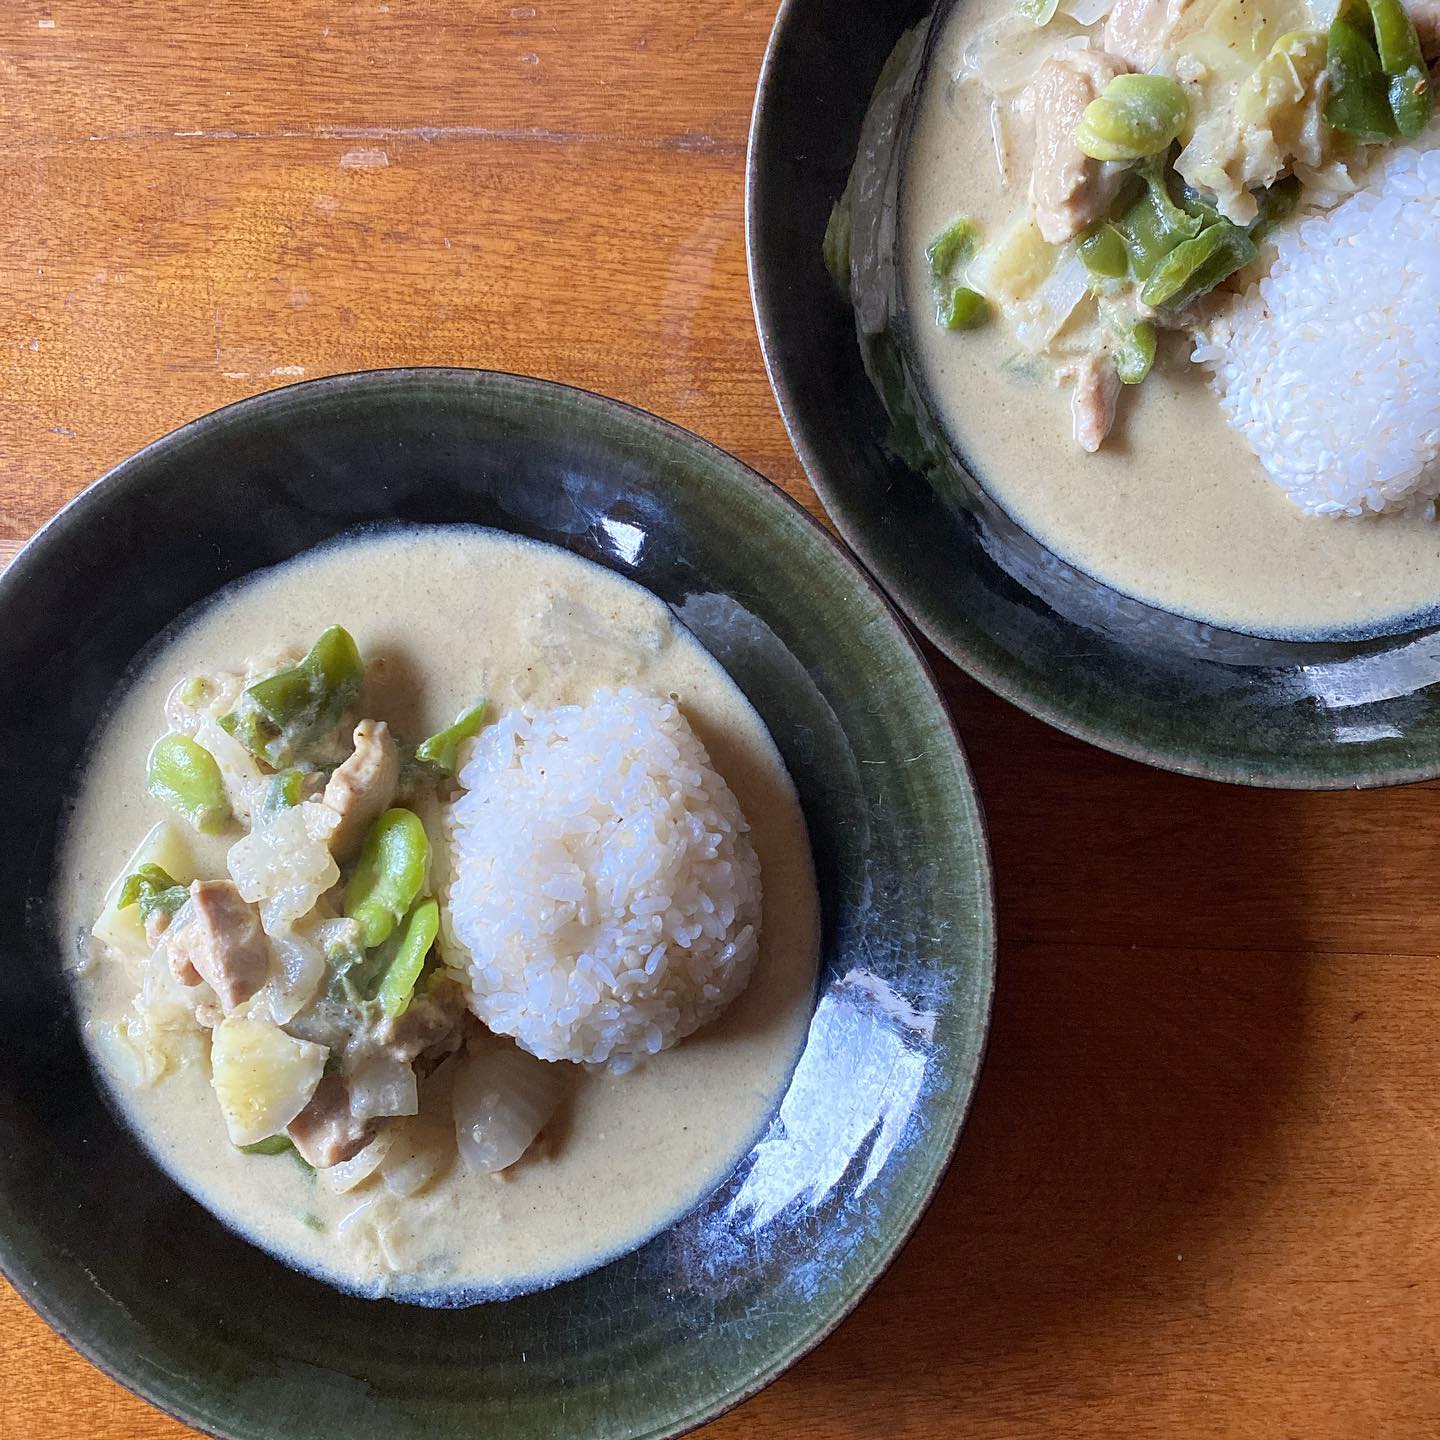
[0,370,993,1440]
[747,0,1440,788]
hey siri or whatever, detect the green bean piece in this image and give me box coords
[147,733,231,834]
[1079,223,1129,279]
[1248,174,1303,241]
[1114,322,1158,384]
[238,1135,296,1156]
[344,808,430,950]
[1367,0,1433,136]
[375,898,441,1018]
[218,625,365,768]
[1111,161,1202,280]
[927,218,979,281]
[415,701,489,776]
[1075,74,1189,161]
[1325,12,1398,141]
[941,286,989,329]
[117,863,191,925]
[1139,221,1258,310]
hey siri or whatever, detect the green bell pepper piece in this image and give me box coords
[219,625,365,768]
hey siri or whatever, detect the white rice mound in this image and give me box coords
[445,688,763,1067]
[1194,139,1440,517]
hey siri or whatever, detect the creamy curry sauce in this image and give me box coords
[59,526,820,1301]
[902,0,1440,639]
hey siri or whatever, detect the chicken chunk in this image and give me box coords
[377,994,463,1068]
[165,881,270,1010]
[286,1072,377,1168]
[1026,50,1129,244]
[1070,356,1122,453]
[1104,0,1207,70]
[322,719,400,861]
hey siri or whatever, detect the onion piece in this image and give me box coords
[1059,0,1115,24]
[1016,251,1093,353]
[348,1054,419,1123]
[322,1128,396,1194]
[253,931,325,1026]
[453,1039,570,1174]
[382,1139,442,1198]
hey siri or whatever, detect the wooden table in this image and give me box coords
[4,3,1439,1436]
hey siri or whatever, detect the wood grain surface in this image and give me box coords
[3,3,1439,1437]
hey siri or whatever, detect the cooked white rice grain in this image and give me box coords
[445,688,762,1066]
[1194,139,1440,517]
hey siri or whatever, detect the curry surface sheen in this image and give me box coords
[59,526,820,1303]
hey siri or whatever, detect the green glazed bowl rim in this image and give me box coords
[0,367,996,1440]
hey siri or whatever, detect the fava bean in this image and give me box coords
[344,808,430,950]
[375,898,441,1018]
[1114,322,1157,384]
[1076,74,1189,162]
[148,733,231,834]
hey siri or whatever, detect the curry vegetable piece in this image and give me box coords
[117,863,190,926]
[344,807,431,949]
[1325,10,1400,141]
[414,701,489,776]
[209,1016,328,1148]
[1075,75,1189,162]
[1249,174,1303,241]
[147,733,232,834]
[238,1134,297,1156]
[927,217,979,279]
[218,625,365,768]
[1112,161,1203,280]
[1139,221,1259,309]
[1113,321,1158,384]
[375,898,441,1019]
[1078,222,1129,278]
[1366,0,1433,136]
[941,286,990,329]
[926,217,991,330]
[257,767,306,823]
[92,822,194,957]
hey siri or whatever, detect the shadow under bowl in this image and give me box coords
[746,0,1440,789]
[0,370,994,1440]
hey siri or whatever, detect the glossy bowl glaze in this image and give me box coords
[0,370,993,1440]
[747,0,1440,789]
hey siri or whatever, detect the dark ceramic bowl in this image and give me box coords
[0,370,993,1440]
[747,0,1440,789]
